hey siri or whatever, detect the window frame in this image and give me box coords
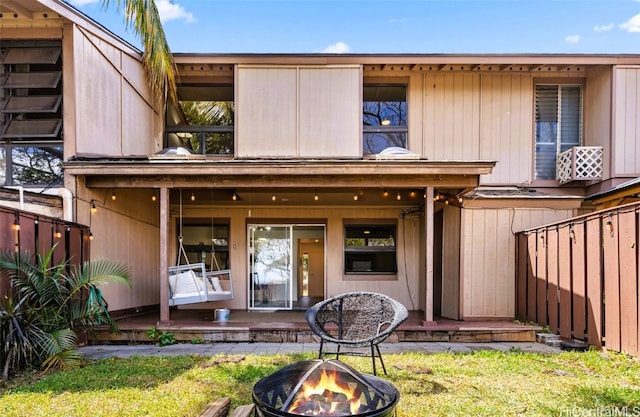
[533,78,584,182]
[362,81,408,156]
[343,220,398,278]
[165,83,234,156]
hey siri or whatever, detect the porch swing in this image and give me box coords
[168,190,233,306]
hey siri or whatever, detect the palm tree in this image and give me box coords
[0,247,130,380]
[101,0,178,102]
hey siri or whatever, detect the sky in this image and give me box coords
[66,0,640,54]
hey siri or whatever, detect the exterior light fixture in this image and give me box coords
[191,192,196,201]
[89,231,94,241]
[111,192,116,201]
[13,215,20,231]
[232,192,238,201]
[383,189,389,197]
[272,194,277,201]
[396,192,402,201]
[605,215,613,236]
[314,193,319,201]
[409,191,416,198]
[353,192,359,201]
[91,201,97,214]
[151,194,157,202]
[55,227,62,239]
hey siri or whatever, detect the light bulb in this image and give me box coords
[396,192,402,201]
[314,194,319,201]
[111,192,116,201]
[191,193,196,201]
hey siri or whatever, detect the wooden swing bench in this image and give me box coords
[168,263,233,306]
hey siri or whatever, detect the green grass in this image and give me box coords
[1,349,639,416]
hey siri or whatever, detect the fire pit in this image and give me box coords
[252,359,399,417]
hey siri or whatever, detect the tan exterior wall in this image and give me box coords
[461,206,574,319]
[70,26,162,156]
[236,65,361,158]
[613,66,640,176]
[585,66,612,179]
[167,205,421,311]
[441,205,461,319]
[76,188,161,311]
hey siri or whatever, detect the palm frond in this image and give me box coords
[102,0,178,102]
[40,328,82,372]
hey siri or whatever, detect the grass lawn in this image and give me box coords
[1,348,639,416]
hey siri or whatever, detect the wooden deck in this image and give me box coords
[89,309,541,344]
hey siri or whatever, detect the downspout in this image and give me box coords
[17,186,24,210]
[56,188,74,222]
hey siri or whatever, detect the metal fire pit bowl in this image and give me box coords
[252,359,399,417]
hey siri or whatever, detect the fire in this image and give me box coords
[287,368,362,416]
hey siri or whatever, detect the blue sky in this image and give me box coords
[67,0,640,54]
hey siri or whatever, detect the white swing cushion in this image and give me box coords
[210,276,224,292]
[169,269,205,298]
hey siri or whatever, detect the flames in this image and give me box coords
[287,367,363,416]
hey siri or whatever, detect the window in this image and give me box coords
[179,221,230,270]
[363,84,407,155]
[344,223,397,274]
[0,41,63,187]
[166,84,234,155]
[535,84,583,180]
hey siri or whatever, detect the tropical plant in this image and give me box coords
[100,0,178,102]
[0,246,130,380]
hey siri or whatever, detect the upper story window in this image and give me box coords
[166,84,234,155]
[363,84,407,155]
[344,222,397,275]
[534,83,583,180]
[0,41,63,187]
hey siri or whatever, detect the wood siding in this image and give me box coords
[613,66,640,176]
[585,66,612,179]
[236,65,361,158]
[71,26,161,157]
[462,207,573,319]
[441,205,461,319]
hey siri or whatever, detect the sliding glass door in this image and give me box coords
[249,225,293,310]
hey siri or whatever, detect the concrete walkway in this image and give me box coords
[79,341,561,359]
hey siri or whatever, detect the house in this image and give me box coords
[2,0,640,329]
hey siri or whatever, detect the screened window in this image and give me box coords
[166,84,234,155]
[535,84,583,180]
[363,84,407,155]
[0,41,63,187]
[344,223,397,274]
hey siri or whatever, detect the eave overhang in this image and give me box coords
[63,159,496,189]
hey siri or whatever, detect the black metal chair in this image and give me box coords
[305,292,409,375]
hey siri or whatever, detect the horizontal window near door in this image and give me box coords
[344,223,397,275]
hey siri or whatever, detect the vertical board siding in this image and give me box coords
[298,67,361,157]
[614,67,640,174]
[516,203,640,355]
[547,228,559,333]
[584,66,612,178]
[441,206,461,319]
[237,67,298,157]
[423,72,480,161]
[479,74,533,185]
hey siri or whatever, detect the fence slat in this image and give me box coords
[603,213,621,351]
[547,228,560,333]
[586,217,603,347]
[558,226,572,339]
[571,221,587,341]
[618,210,638,356]
[537,231,549,325]
[527,232,538,323]
[516,233,528,320]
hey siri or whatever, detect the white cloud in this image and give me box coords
[593,23,614,32]
[156,0,195,23]
[69,0,100,5]
[620,13,640,32]
[564,35,580,44]
[322,42,350,54]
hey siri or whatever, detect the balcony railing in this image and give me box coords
[556,146,603,185]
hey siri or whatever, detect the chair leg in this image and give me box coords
[375,344,386,375]
[370,343,377,376]
[318,339,324,359]
[336,344,341,361]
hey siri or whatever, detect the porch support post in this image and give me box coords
[159,187,170,324]
[424,187,435,324]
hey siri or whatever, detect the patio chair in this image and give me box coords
[305,292,409,375]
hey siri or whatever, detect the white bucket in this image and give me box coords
[214,308,230,322]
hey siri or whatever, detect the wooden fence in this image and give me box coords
[516,202,639,356]
[0,205,90,296]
